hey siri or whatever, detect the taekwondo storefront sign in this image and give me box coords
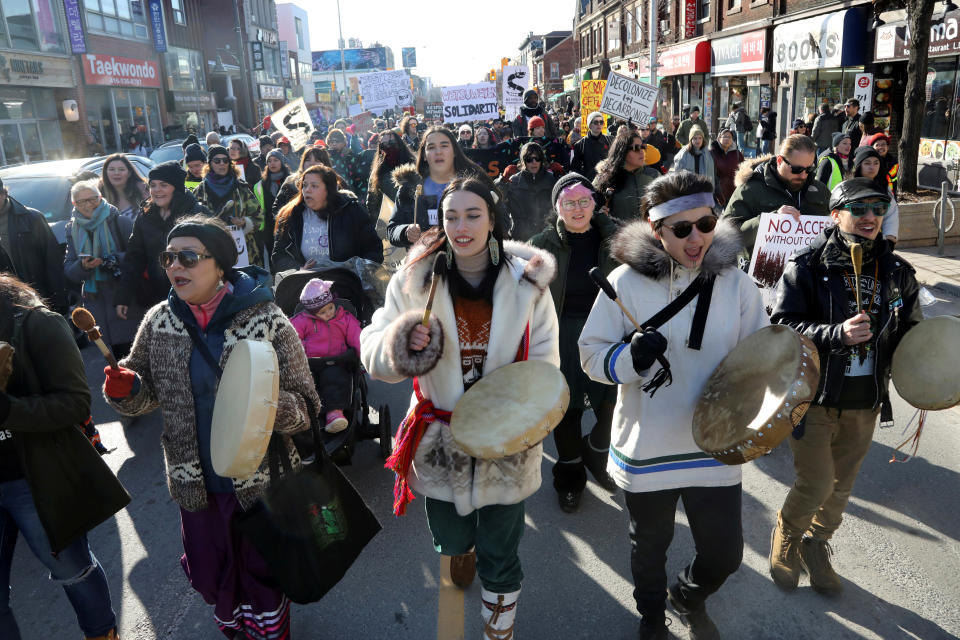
[83,54,161,88]
[441,82,498,123]
[359,70,412,114]
[598,72,657,124]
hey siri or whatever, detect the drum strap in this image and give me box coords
[183,323,224,378]
[641,274,715,350]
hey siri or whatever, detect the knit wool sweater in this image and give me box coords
[106,299,319,512]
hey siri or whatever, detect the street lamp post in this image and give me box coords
[336,0,348,118]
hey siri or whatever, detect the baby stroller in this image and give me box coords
[274,267,392,463]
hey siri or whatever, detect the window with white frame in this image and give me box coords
[550,62,559,79]
[171,0,185,24]
[84,0,149,39]
[295,17,304,50]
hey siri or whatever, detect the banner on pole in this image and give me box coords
[580,79,608,136]
[359,69,412,114]
[441,82,498,124]
[501,66,528,111]
[598,73,658,124]
[269,98,315,151]
[748,212,834,309]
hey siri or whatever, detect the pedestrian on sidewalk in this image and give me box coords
[768,178,923,597]
[361,178,560,639]
[578,171,769,640]
[851,146,900,244]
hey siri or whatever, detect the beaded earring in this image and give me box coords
[488,234,499,266]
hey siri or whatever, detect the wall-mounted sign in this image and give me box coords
[659,41,711,76]
[711,30,766,76]
[168,91,217,111]
[63,0,86,54]
[83,54,161,88]
[0,52,74,87]
[874,11,960,61]
[148,0,166,52]
[259,84,284,100]
[772,9,866,72]
[251,42,264,71]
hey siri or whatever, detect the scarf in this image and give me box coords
[70,199,116,295]
[204,171,236,199]
[267,171,285,197]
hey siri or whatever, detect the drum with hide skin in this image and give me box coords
[211,339,280,478]
[450,360,569,460]
[692,325,820,465]
[892,315,960,410]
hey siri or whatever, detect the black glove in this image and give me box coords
[630,329,668,374]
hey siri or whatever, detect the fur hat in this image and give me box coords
[300,278,335,311]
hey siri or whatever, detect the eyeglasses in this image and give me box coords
[74,196,99,206]
[560,197,594,211]
[841,202,888,217]
[780,156,816,175]
[661,215,718,238]
[628,144,646,153]
[210,157,229,165]
[523,155,543,163]
[159,250,214,269]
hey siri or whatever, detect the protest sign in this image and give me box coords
[580,79,608,136]
[352,111,374,138]
[598,73,658,124]
[359,69,412,114]
[749,212,834,308]
[377,195,406,271]
[269,98,314,150]
[442,82,498,124]
[502,66,528,111]
[424,102,444,121]
[230,226,249,268]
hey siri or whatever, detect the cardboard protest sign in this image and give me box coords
[359,69,411,114]
[230,226,250,268]
[424,102,444,121]
[352,110,374,138]
[598,73,657,125]
[580,79,608,136]
[377,194,406,271]
[502,66,528,111]
[442,82,498,124]
[270,98,314,150]
[749,212,834,309]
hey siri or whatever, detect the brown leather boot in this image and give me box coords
[449,549,476,588]
[769,518,803,591]
[801,537,843,596]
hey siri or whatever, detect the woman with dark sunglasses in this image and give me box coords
[579,171,768,640]
[498,141,557,241]
[593,127,657,222]
[104,215,319,640]
[367,129,416,224]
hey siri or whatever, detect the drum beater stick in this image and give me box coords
[421,253,446,327]
[589,267,644,332]
[850,243,867,363]
[71,307,119,370]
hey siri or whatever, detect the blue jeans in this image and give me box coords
[0,478,117,638]
[736,131,748,152]
[761,139,774,155]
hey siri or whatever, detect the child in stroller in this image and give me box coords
[290,278,361,433]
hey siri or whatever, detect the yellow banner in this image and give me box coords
[580,80,608,136]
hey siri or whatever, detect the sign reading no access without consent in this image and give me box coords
[598,72,658,124]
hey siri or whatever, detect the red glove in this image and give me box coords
[549,161,565,176]
[502,163,519,179]
[104,366,136,399]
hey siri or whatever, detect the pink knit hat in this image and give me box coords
[300,278,334,311]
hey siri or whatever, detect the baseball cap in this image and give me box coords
[647,116,658,124]
[829,177,891,210]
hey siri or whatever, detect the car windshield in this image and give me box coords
[3,177,71,222]
[150,145,184,164]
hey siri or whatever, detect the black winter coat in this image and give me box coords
[771,227,923,409]
[116,190,211,308]
[3,197,67,311]
[570,134,610,181]
[271,191,383,272]
[501,169,557,241]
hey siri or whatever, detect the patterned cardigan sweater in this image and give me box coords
[106,299,319,512]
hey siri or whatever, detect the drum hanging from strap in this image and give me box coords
[450,360,569,460]
[892,315,960,410]
[211,339,281,478]
[692,325,820,465]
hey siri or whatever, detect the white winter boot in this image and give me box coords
[480,588,519,640]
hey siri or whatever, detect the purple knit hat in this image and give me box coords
[300,278,334,311]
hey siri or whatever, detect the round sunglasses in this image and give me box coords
[661,215,718,238]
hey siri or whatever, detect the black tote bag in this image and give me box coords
[236,400,382,604]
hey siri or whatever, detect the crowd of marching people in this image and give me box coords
[0,84,925,640]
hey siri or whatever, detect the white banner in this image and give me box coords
[359,69,412,114]
[853,72,873,113]
[230,226,250,268]
[441,82,498,124]
[501,66,528,109]
[268,98,314,151]
[749,212,834,309]
[598,72,658,124]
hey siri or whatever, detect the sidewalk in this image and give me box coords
[896,244,960,317]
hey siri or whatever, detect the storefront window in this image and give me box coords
[794,68,863,123]
[0,123,22,164]
[0,87,61,164]
[21,121,41,161]
[85,0,148,39]
[164,47,207,92]
[924,59,956,141]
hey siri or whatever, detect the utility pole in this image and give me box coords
[649,0,657,89]
[233,0,254,126]
[336,0,348,118]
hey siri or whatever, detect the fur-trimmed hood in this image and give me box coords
[611,217,743,281]
[734,154,773,188]
[390,162,422,191]
[401,239,557,297]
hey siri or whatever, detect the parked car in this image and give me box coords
[0,154,153,243]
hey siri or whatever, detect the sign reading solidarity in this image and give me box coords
[580,79,607,135]
[441,82,498,124]
[749,213,835,309]
[269,98,315,151]
[598,72,657,124]
[359,69,412,114]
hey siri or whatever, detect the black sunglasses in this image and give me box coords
[210,157,229,165]
[523,155,543,162]
[159,250,214,269]
[780,156,815,175]
[629,144,647,153]
[661,215,718,239]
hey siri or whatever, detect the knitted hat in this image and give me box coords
[586,111,604,126]
[184,143,206,164]
[832,132,851,148]
[853,145,881,172]
[266,148,285,163]
[148,161,187,193]
[300,278,335,311]
[551,172,596,207]
[181,134,199,150]
[863,131,891,147]
[258,135,272,148]
[527,116,546,131]
[207,144,229,164]
[167,217,238,272]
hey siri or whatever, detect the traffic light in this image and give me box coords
[501,57,509,68]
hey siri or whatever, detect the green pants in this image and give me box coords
[780,405,879,540]
[425,497,525,593]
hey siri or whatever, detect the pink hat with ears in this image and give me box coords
[300,278,335,311]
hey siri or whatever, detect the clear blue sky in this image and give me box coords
[301,0,574,87]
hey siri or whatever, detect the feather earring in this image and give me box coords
[488,234,499,266]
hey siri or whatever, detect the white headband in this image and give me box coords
[647,192,716,221]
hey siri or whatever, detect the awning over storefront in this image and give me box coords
[772,8,866,72]
[875,10,960,62]
[659,40,711,76]
[711,29,767,76]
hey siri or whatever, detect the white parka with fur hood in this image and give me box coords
[360,241,560,515]
[578,219,769,493]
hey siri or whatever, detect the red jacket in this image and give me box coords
[290,306,361,358]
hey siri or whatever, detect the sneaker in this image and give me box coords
[800,537,843,597]
[324,410,348,434]
[769,522,803,591]
[638,618,670,640]
[449,549,476,588]
[667,584,720,640]
[557,489,582,513]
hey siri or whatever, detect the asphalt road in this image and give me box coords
[8,334,960,640]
